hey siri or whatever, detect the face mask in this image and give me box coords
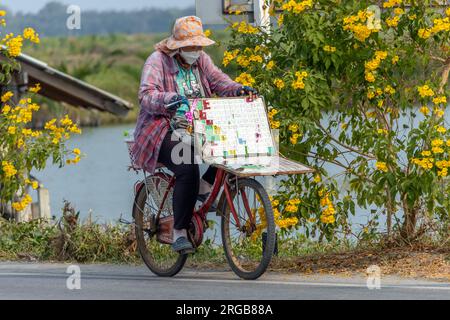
[179,50,201,65]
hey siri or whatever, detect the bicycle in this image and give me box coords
[126,97,313,280]
[126,145,276,280]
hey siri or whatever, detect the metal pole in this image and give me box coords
[253,0,271,29]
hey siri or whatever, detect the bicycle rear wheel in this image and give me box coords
[221,178,275,280]
[133,173,187,277]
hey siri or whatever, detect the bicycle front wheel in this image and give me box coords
[221,178,275,280]
[133,173,187,277]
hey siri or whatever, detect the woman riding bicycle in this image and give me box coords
[131,16,257,254]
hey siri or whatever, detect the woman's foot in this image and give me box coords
[172,229,194,253]
[172,237,195,253]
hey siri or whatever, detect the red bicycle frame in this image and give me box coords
[145,167,255,246]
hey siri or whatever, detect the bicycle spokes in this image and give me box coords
[134,174,187,277]
[222,179,275,276]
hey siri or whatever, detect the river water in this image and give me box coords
[32,111,433,230]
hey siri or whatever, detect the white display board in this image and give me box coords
[191,97,314,177]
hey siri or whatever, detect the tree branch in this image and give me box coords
[316,122,377,159]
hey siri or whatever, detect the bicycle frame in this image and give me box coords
[151,167,254,236]
[194,168,255,233]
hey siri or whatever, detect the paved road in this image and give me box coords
[0,262,449,300]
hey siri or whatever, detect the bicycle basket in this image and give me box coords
[124,129,140,170]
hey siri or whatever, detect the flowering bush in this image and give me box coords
[0,10,82,217]
[225,0,450,241]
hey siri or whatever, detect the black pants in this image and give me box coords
[157,132,217,230]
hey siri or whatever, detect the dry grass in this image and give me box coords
[268,244,450,281]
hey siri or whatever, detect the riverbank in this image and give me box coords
[1,217,448,281]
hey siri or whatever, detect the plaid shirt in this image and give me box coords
[132,50,242,174]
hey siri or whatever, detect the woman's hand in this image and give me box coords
[165,95,189,112]
[236,86,258,100]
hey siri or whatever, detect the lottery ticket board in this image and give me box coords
[192,97,314,177]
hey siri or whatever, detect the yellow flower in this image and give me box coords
[2,161,18,178]
[393,8,404,16]
[12,194,33,212]
[292,80,305,90]
[436,126,447,134]
[384,85,396,95]
[417,85,435,98]
[73,148,81,155]
[236,21,258,34]
[271,120,280,129]
[6,35,23,57]
[290,135,298,145]
[446,7,450,17]
[59,115,73,126]
[204,29,211,38]
[323,45,336,52]
[376,161,388,172]
[432,96,447,105]
[421,150,432,157]
[1,91,13,103]
[288,124,299,133]
[430,17,450,34]
[248,54,263,64]
[314,175,321,183]
[392,55,399,64]
[276,217,299,229]
[235,72,255,87]
[273,78,285,89]
[383,0,402,8]
[438,168,448,177]
[431,139,444,147]
[29,83,41,93]
[319,192,336,225]
[434,108,445,118]
[7,126,16,135]
[365,72,376,83]
[17,139,24,148]
[31,181,39,190]
[266,60,275,70]
[292,70,308,90]
[420,106,430,116]
[282,0,313,14]
[23,27,40,44]
[222,49,239,66]
[418,28,432,39]
[386,16,400,27]
[432,147,444,154]
[0,10,6,17]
